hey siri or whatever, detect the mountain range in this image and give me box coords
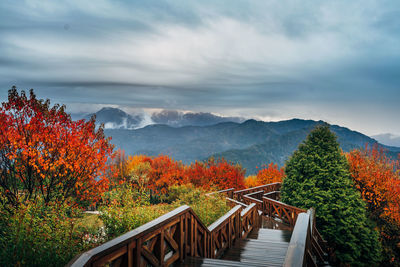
[84,108,400,175]
[81,107,245,129]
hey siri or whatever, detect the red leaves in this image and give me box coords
[109,153,246,193]
[186,158,246,190]
[0,87,113,206]
[347,144,400,224]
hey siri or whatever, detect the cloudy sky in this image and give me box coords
[1,0,399,135]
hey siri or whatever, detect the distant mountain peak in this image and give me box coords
[87,107,143,129]
[151,109,245,127]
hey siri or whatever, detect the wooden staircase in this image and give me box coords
[67,183,329,267]
[177,228,291,267]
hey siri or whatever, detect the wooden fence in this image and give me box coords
[67,203,259,267]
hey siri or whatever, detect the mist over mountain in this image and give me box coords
[371,133,400,147]
[101,117,400,175]
[151,110,244,127]
[86,107,143,129]
[77,107,245,129]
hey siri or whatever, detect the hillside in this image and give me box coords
[104,118,400,174]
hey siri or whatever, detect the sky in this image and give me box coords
[1,0,399,136]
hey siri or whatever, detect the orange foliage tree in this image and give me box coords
[244,162,285,187]
[256,162,285,185]
[347,145,400,223]
[244,175,258,188]
[0,87,113,207]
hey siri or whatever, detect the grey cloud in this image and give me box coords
[1,0,400,135]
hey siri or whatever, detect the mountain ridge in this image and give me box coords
[102,117,400,174]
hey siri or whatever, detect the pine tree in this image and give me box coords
[281,124,381,266]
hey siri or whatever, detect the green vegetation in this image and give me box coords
[0,199,96,267]
[168,184,231,226]
[100,184,230,238]
[281,125,382,266]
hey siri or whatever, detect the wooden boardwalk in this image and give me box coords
[67,183,329,267]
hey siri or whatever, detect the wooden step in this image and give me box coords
[221,234,290,266]
[175,257,271,267]
[247,228,292,243]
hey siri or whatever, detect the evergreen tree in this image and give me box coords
[281,124,381,266]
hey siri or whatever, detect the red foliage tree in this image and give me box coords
[0,87,113,207]
[347,145,400,223]
[145,155,187,194]
[347,145,400,264]
[186,158,245,190]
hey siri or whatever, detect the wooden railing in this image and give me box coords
[283,212,313,267]
[233,182,281,201]
[68,202,260,267]
[226,197,248,208]
[263,190,280,200]
[67,205,208,267]
[208,206,241,258]
[283,209,327,267]
[240,203,259,239]
[206,187,235,198]
[242,191,263,211]
[263,197,306,227]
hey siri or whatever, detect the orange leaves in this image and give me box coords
[347,144,400,224]
[256,162,285,185]
[0,87,113,207]
[244,162,285,187]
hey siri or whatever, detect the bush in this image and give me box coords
[0,198,97,267]
[100,184,231,238]
[168,184,230,226]
[100,203,172,238]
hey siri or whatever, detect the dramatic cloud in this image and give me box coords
[1,0,399,135]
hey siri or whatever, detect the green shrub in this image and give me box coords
[99,186,172,238]
[100,202,173,238]
[0,198,98,267]
[100,184,231,238]
[169,184,230,226]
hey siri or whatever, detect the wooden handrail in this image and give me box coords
[208,205,242,258]
[240,203,259,238]
[226,197,248,208]
[242,194,263,211]
[283,212,311,267]
[263,190,280,200]
[206,188,235,198]
[67,205,210,267]
[68,203,254,266]
[233,182,281,201]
